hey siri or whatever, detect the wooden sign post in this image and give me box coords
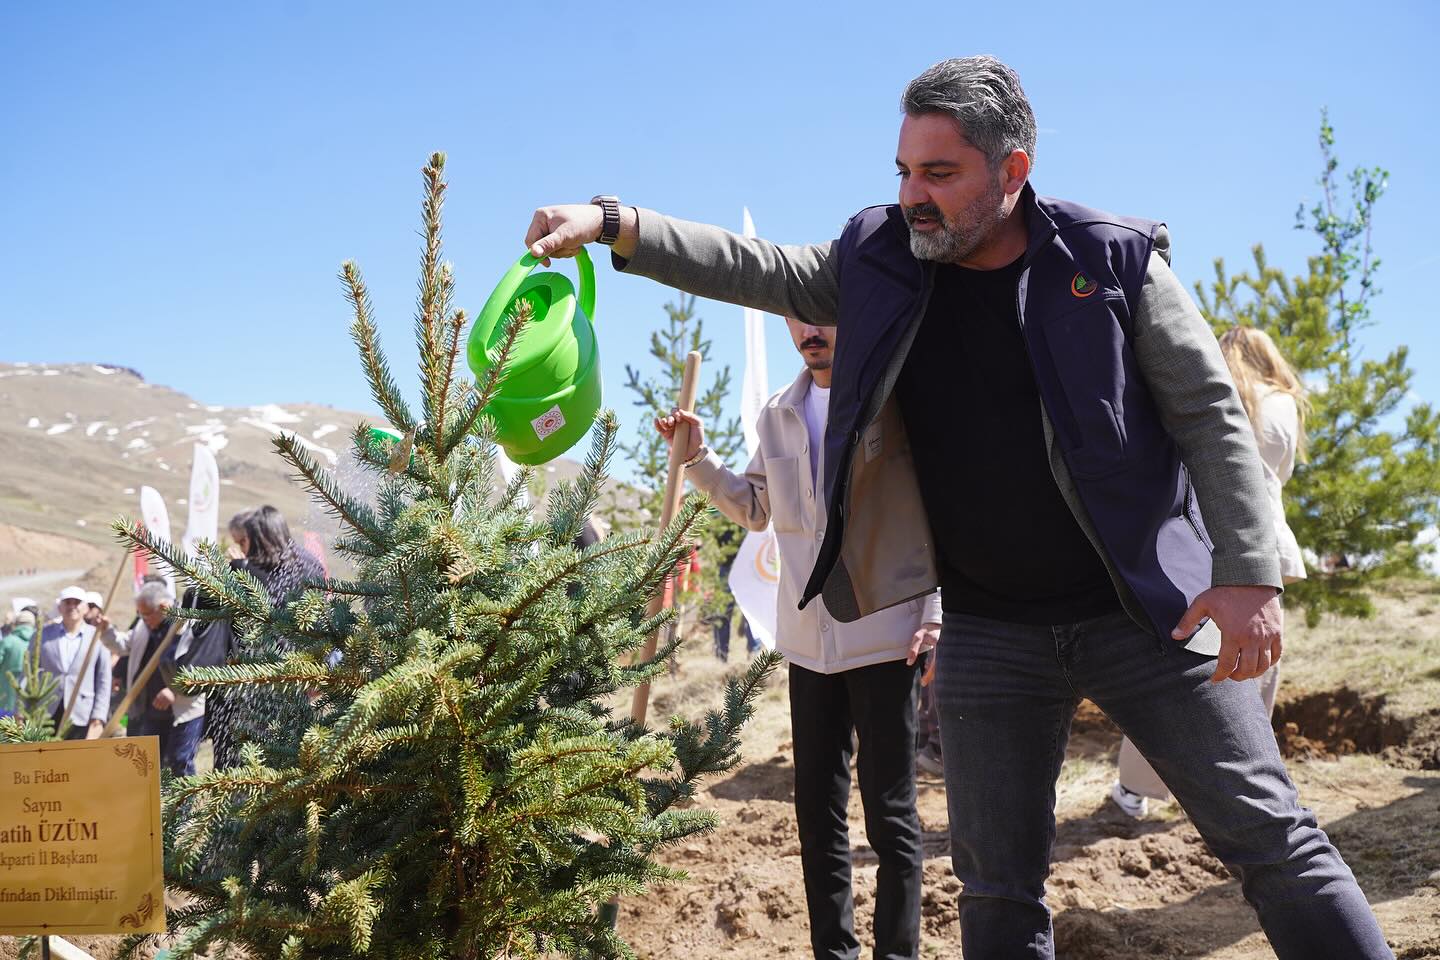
[0,737,166,936]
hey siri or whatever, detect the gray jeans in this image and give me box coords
[933,609,1392,959]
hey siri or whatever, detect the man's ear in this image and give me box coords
[1001,149,1031,196]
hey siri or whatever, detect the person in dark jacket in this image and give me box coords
[517,55,1390,960]
[209,506,325,768]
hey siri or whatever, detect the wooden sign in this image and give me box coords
[0,737,165,935]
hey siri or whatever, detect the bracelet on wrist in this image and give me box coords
[682,444,709,469]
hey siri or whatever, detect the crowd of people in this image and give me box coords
[0,504,324,776]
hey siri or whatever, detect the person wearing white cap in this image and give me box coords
[37,585,110,738]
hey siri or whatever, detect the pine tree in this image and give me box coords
[617,296,747,631]
[103,154,780,959]
[1195,114,1440,624]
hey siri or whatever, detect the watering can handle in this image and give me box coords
[474,247,596,348]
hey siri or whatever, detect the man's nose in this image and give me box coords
[899,176,929,209]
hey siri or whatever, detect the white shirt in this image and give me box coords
[803,382,830,482]
[56,625,85,673]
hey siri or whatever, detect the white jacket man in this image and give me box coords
[656,316,937,959]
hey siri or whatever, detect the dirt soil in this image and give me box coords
[616,588,1440,959]
[618,696,1440,959]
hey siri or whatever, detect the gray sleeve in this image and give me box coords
[1132,250,1282,589]
[614,209,840,326]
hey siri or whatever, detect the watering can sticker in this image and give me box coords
[466,248,601,465]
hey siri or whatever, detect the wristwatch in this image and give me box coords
[590,195,622,245]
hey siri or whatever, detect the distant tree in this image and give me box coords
[1195,112,1440,624]
[616,296,748,627]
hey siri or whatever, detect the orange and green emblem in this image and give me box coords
[1071,272,1097,298]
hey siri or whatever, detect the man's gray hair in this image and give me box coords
[135,581,175,610]
[901,56,1037,170]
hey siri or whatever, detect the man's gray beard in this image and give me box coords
[907,183,1007,264]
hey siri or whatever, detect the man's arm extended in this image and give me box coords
[526,203,840,326]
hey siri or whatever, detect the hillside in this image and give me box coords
[0,361,587,616]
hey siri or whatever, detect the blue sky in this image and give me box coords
[3,1,1437,477]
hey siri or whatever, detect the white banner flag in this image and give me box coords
[738,207,769,458]
[181,444,220,558]
[728,207,779,651]
[139,485,175,593]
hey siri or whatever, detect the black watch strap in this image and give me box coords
[591,195,621,245]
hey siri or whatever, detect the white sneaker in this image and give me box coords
[1110,781,1148,819]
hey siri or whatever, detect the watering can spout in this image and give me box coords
[466,248,601,466]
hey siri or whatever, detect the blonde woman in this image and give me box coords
[1111,327,1309,817]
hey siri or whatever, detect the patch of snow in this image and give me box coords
[220,479,234,486]
[46,423,74,435]
[187,403,197,409]
[239,421,337,465]
[249,403,302,424]
[26,417,40,428]
[91,365,117,375]
[123,417,156,430]
[177,498,187,505]
[141,430,151,438]
[75,519,87,527]
[205,433,230,452]
[106,428,119,437]
[86,421,106,437]
[313,424,339,440]
[15,362,29,367]
[41,369,59,376]
[206,405,224,412]
[124,488,136,495]
[158,462,172,471]
[136,382,152,389]
[126,438,148,450]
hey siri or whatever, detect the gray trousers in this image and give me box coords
[1118,664,1281,800]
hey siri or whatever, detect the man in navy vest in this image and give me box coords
[525,57,1390,959]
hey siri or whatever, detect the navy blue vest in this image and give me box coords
[802,184,1211,639]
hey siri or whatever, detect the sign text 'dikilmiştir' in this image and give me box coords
[0,737,165,935]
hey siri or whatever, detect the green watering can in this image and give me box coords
[466,248,601,465]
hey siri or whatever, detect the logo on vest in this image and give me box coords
[1070,272,1097,298]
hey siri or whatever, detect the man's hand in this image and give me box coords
[654,409,706,463]
[85,719,103,740]
[525,203,639,265]
[1172,585,1282,683]
[152,687,176,711]
[95,614,111,635]
[907,622,941,668]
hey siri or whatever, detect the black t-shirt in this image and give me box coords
[894,256,1121,625]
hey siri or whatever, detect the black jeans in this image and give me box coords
[790,659,923,960]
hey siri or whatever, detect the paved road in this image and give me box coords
[0,567,89,605]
